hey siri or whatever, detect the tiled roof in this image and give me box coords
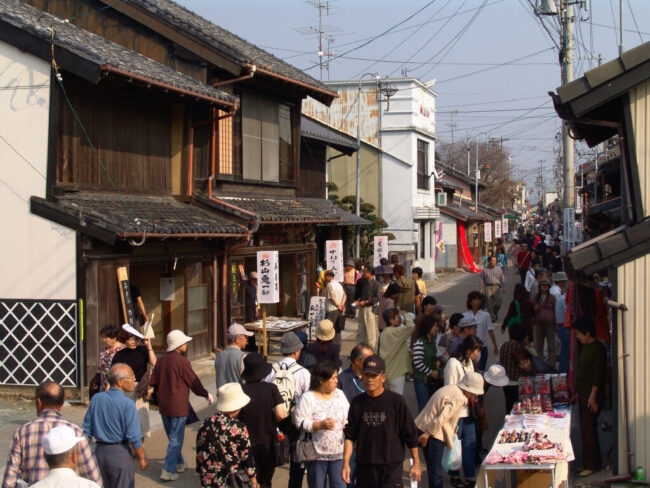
[30,193,247,245]
[122,0,335,103]
[301,116,357,154]
[298,198,371,226]
[439,202,487,222]
[0,0,234,106]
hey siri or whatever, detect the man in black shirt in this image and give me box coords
[342,355,421,487]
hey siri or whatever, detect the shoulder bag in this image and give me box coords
[228,469,253,488]
[291,423,317,464]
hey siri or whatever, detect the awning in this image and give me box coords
[504,214,520,220]
[301,116,357,156]
[31,193,247,245]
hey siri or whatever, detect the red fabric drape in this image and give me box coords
[458,221,480,273]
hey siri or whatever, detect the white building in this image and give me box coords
[303,77,439,278]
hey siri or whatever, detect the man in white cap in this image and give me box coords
[214,323,253,391]
[150,330,214,481]
[30,425,99,488]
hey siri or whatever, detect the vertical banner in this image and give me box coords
[494,220,502,239]
[307,296,326,341]
[257,251,279,304]
[563,208,576,252]
[326,240,344,282]
[502,218,509,234]
[484,222,492,243]
[116,266,136,327]
[373,236,388,268]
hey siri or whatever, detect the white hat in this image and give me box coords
[121,323,144,339]
[315,319,335,341]
[458,372,485,395]
[43,425,84,455]
[458,317,477,329]
[483,364,509,387]
[228,323,253,337]
[166,330,193,352]
[216,383,250,412]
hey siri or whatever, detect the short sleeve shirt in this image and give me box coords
[239,382,283,447]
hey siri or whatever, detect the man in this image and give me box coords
[324,270,346,345]
[548,246,563,273]
[479,256,506,323]
[342,355,421,487]
[393,264,416,313]
[343,260,358,318]
[83,364,148,488]
[550,272,570,373]
[516,242,532,284]
[30,425,100,488]
[265,332,311,488]
[448,317,478,356]
[527,267,545,299]
[412,267,426,311]
[244,271,258,351]
[338,343,374,402]
[214,323,253,390]
[3,382,101,488]
[354,265,380,351]
[150,330,213,481]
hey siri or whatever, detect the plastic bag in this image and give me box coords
[443,436,462,472]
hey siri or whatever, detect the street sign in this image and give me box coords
[563,208,575,252]
[326,240,344,282]
[373,236,388,268]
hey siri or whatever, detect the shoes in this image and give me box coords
[578,469,596,477]
[464,479,477,487]
[160,470,179,481]
[451,476,464,488]
[176,463,187,473]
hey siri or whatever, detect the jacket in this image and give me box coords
[414,384,467,449]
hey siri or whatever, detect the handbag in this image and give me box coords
[227,468,253,488]
[291,427,317,464]
[89,372,102,399]
[273,429,290,466]
[505,300,524,329]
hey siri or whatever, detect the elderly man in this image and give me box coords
[150,330,213,481]
[214,323,253,390]
[83,364,148,488]
[324,270,346,345]
[2,382,101,488]
[30,425,100,488]
[479,256,506,322]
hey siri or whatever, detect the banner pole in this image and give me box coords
[262,304,268,359]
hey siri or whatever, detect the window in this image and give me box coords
[241,93,293,183]
[420,222,426,259]
[417,139,429,190]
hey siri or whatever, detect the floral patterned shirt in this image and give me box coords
[196,412,256,487]
[98,344,125,391]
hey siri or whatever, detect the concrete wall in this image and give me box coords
[0,41,76,300]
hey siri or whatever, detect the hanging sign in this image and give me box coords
[257,250,279,304]
[494,220,502,239]
[502,218,509,234]
[484,222,492,243]
[307,296,326,341]
[373,236,388,268]
[563,208,575,252]
[326,240,344,282]
[116,266,136,327]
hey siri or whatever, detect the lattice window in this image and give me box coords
[0,300,77,387]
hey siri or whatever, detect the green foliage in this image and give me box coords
[333,195,389,261]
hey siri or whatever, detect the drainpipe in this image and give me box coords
[212,65,256,87]
[209,107,216,199]
[188,127,194,196]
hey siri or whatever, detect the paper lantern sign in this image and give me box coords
[494,220,502,239]
[326,240,344,282]
[373,236,388,268]
[256,250,279,304]
[502,218,509,234]
[484,222,492,243]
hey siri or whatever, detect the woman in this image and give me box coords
[239,353,286,488]
[496,247,507,270]
[112,325,157,438]
[463,291,496,372]
[293,361,349,488]
[501,283,535,344]
[411,314,442,412]
[437,313,463,367]
[377,282,400,332]
[572,317,606,477]
[444,336,483,488]
[416,295,437,321]
[97,325,125,392]
[196,383,258,488]
[512,346,555,376]
[378,308,415,395]
[498,322,526,413]
[305,320,341,369]
[533,278,557,366]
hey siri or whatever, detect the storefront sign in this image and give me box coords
[326,240,343,282]
[484,222,492,243]
[494,220,502,239]
[373,236,388,268]
[307,296,326,340]
[502,218,509,234]
[563,207,575,252]
[257,250,279,304]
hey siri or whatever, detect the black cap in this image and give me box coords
[362,355,385,375]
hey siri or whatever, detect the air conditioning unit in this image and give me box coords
[437,192,447,207]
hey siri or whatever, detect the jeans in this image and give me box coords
[414,378,431,412]
[479,346,489,372]
[161,415,186,473]
[423,437,445,488]
[448,417,477,480]
[557,326,571,373]
[307,459,345,488]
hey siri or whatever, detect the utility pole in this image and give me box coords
[466,138,471,175]
[537,160,546,209]
[449,111,458,146]
[619,0,624,55]
[561,0,575,211]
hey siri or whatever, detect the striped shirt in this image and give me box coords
[2,409,102,487]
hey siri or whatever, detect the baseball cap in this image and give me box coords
[362,355,385,375]
[458,317,477,329]
[43,425,85,455]
[228,323,253,337]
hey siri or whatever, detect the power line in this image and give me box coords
[1,134,47,179]
[626,0,645,43]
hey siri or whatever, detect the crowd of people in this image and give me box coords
[2,222,609,487]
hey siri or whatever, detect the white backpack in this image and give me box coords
[272,362,304,415]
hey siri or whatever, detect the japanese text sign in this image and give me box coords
[373,236,388,268]
[494,220,502,239]
[308,296,326,339]
[484,222,492,243]
[326,240,343,282]
[256,250,279,304]
[502,218,509,234]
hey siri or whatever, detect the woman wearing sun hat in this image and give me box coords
[196,383,258,487]
[305,319,341,369]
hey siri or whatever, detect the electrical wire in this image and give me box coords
[626,0,645,43]
[1,134,47,179]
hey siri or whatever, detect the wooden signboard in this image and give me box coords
[116,266,136,327]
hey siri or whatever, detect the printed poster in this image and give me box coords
[484,222,492,243]
[494,220,502,239]
[256,250,279,304]
[373,236,388,268]
[326,240,344,282]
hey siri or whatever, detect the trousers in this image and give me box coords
[356,306,378,351]
[484,285,502,322]
[161,415,186,473]
[95,443,134,488]
[534,322,557,367]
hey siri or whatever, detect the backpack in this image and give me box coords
[505,299,524,329]
[272,362,304,415]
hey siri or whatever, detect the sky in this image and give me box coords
[181,0,650,201]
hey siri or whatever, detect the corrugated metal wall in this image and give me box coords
[616,254,650,474]
[327,146,380,211]
[629,79,650,218]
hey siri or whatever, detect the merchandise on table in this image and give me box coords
[498,429,529,444]
[517,373,569,411]
[534,374,551,394]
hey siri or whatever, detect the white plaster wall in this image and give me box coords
[0,41,76,300]
[381,153,414,253]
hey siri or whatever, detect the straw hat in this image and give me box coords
[216,383,250,412]
[483,364,509,387]
[316,319,335,341]
[458,372,485,395]
[166,330,192,352]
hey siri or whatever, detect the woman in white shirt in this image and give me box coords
[463,291,497,371]
[443,335,483,488]
[294,360,349,488]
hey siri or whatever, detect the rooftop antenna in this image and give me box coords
[295,1,342,81]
